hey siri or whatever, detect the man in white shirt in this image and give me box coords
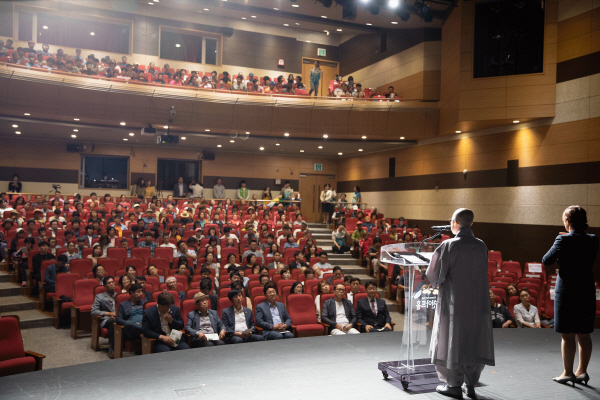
[321,284,359,335]
[314,252,333,272]
[346,277,362,304]
[232,74,247,91]
[221,289,264,344]
[220,227,239,243]
[213,178,225,200]
[188,181,203,199]
[241,240,265,263]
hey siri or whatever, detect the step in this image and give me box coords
[3,309,53,329]
[0,271,9,283]
[307,223,328,228]
[0,296,37,312]
[0,282,22,297]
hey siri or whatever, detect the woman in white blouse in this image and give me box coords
[319,184,336,224]
[513,288,541,328]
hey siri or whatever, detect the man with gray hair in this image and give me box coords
[426,208,494,399]
[165,276,185,301]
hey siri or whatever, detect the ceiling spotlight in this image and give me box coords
[181,137,186,140]
[323,134,328,138]
[230,140,235,143]
[366,23,372,25]
[295,22,300,25]
[273,7,279,10]
[456,130,461,133]
[389,0,399,7]
[12,124,18,128]
[242,17,246,19]
[260,147,265,150]
[284,133,290,136]
[15,131,21,135]
[204,8,209,10]
[324,30,330,35]
[284,23,289,26]
[71,134,77,138]
[217,145,222,148]
[73,129,78,132]
[275,143,280,146]
[90,32,95,36]
[300,150,304,152]
[129,133,134,136]
[337,29,342,31]
[292,4,299,6]
[513,120,520,123]
[358,149,363,152]
[205,129,210,131]
[148,2,153,4]
[123,138,128,141]
[120,122,126,125]
[74,118,80,121]
[391,21,398,24]
[318,146,323,149]
[42,25,48,29]
[400,136,405,139]
[175,44,181,47]
[251,15,257,18]
[246,132,250,134]
[164,125,168,129]
[306,41,311,43]
[361,135,367,139]
[24,113,30,116]
[321,15,327,18]
[338,152,343,155]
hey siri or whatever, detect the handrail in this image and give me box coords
[0,62,430,109]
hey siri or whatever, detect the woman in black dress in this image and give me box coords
[542,205,598,386]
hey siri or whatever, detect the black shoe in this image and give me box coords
[575,373,590,386]
[436,384,463,399]
[462,384,477,399]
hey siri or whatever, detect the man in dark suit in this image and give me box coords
[134,276,152,301]
[116,284,147,346]
[80,225,98,247]
[185,292,226,347]
[173,176,187,198]
[255,283,294,340]
[288,251,308,270]
[322,283,359,335]
[142,291,190,352]
[221,289,265,344]
[356,280,392,332]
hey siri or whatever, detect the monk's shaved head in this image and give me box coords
[452,208,474,228]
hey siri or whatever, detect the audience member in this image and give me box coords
[185,292,226,347]
[142,291,189,352]
[116,283,147,356]
[356,280,392,332]
[513,288,541,328]
[321,284,359,335]
[490,289,513,328]
[255,283,294,340]
[221,289,265,344]
[91,276,118,358]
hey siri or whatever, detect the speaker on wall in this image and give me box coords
[66,144,80,152]
[203,151,216,161]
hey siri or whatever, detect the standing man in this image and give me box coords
[426,209,494,399]
[213,178,225,200]
[173,177,187,198]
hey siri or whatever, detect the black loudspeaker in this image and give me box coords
[203,151,216,161]
[507,159,518,187]
[66,144,80,152]
[380,31,387,53]
[389,157,395,178]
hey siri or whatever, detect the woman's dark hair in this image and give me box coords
[92,264,105,278]
[12,174,20,180]
[354,186,361,192]
[563,205,588,231]
[246,253,255,264]
[125,265,137,274]
[290,281,303,294]
[178,256,188,266]
[239,180,246,187]
[518,288,531,302]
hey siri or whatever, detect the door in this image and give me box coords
[299,174,336,222]
[302,58,339,97]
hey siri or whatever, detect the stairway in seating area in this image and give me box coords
[0,268,53,329]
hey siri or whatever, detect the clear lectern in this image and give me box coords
[377,242,442,391]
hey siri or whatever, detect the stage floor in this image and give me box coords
[1,329,599,400]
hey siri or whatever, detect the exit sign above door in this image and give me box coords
[314,163,323,171]
[317,48,326,57]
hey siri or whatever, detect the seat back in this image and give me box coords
[73,279,99,307]
[153,247,174,263]
[250,286,264,298]
[490,287,506,303]
[488,260,498,277]
[281,285,293,305]
[217,296,247,318]
[320,293,336,313]
[55,273,79,298]
[106,248,127,267]
[0,316,26,361]
[148,258,169,273]
[132,247,151,264]
[304,279,321,295]
[123,258,145,271]
[145,276,160,289]
[70,259,93,279]
[185,288,201,299]
[180,299,196,326]
[488,251,502,266]
[97,258,119,277]
[40,260,56,285]
[500,261,522,279]
[277,279,297,294]
[545,291,554,319]
[115,293,131,318]
[287,294,318,325]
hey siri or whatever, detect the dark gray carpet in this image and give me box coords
[1,329,599,400]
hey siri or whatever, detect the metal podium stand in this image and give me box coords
[377,242,442,391]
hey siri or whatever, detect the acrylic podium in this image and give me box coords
[377,241,442,391]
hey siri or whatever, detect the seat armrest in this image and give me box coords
[91,315,102,351]
[25,351,46,371]
[141,336,156,355]
[52,297,61,328]
[290,325,298,338]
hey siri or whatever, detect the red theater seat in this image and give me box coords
[287,294,324,337]
[70,279,98,339]
[0,315,45,377]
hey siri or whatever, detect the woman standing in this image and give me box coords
[352,186,361,208]
[262,187,272,200]
[8,174,22,194]
[132,178,145,198]
[309,60,322,97]
[543,205,598,386]
[145,179,156,198]
[319,184,336,224]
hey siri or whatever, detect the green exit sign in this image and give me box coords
[318,48,326,57]
[314,163,323,171]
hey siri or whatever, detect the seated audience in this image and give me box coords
[326,266,343,285]
[165,276,185,301]
[135,276,152,301]
[142,291,189,352]
[116,283,147,353]
[255,283,294,340]
[185,292,226,347]
[91,276,118,358]
[346,277,361,303]
[43,254,68,295]
[321,284,359,335]
[356,280,392,332]
[490,289,513,328]
[513,288,541,328]
[221,289,265,344]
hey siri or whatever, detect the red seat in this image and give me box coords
[544,291,555,319]
[490,287,507,304]
[52,273,79,328]
[185,288,201,300]
[304,279,321,295]
[500,261,522,279]
[148,258,170,273]
[132,248,151,264]
[493,276,514,285]
[107,248,127,267]
[488,251,502,267]
[180,299,196,326]
[153,247,174,263]
[123,258,145,271]
[70,279,99,339]
[287,294,324,337]
[151,290,181,308]
[508,295,537,317]
[97,258,119,277]
[488,260,498,277]
[0,316,45,377]
[69,259,93,279]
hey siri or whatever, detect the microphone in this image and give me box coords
[431,225,451,231]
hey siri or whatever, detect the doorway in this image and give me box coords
[298,174,336,223]
[302,58,339,97]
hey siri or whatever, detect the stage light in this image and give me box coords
[389,0,399,8]
[73,129,78,132]
[323,134,328,138]
[456,130,461,133]
[217,144,222,147]
[123,138,128,141]
[120,122,126,125]
[251,15,257,18]
[12,124,18,128]
[362,136,367,139]
[260,147,264,150]
[42,25,48,29]
[284,133,290,136]
[24,113,30,116]
[71,134,77,138]
[318,146,323,149]
[300,150,304,152]
[205,129,210,131]
[74,118,80,121]
[15,131,21,134]
[204,8,209,10]
[284,24,289,26]
[230,140,235,143]
[164,125,168,129]
[292,4,299,7]
[181,137,186,140]
[394,6,411,21]
[129,133,135,136]
[276,143,281,146]
[338,152,343,155]
[358,149,363,151]
[90,32,95,36]
[415,0,433,22]
[391,21,398,24]
[273,7,279,10]
[400,136,405,139]
[175,44,181,47]
[366,23,372,25]
[513,120,520,123]
[337,29,342,31]
[295,22,300,25]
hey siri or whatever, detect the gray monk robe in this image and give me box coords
[426,227,494,385]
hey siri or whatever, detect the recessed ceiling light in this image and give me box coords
[259,147,264,150]
[205,129,210,132]
[361,135,367,139]
[338,152,343,155]
[321,15,327,18]
[391,21,398,24]
[129,132,134,136]
[217,144,222,147]
[90,32,95,36]
[273,7,279,10]
[400,136,405,139]
[251,15,257,18]
[284,133,289,136]
[42,25,48,29]
[456,130,461,133]
[148,2,153,4]
[15,131,21,134]
[120,122,126,125]
[71,134,77,138]
[337,29,342,31]
[181,137,186,140]
[230,140,235,143]
[389,0,399,7]
[306,41,311,43]
[300,150,304,152]
[295,23,300,25]
[366,23,372,25]
[275,143,280,146]
[283,24,289,26]
[164,125,168,129]
[323,134,328,138]
[318,146,323,149]
[358,149,363,152]
[513,120,520,123]
[123,138,128,141]
[242,17,246,19]
[12,124,18,128]
[292,4,299,6]
[175,44,181,47]
[74,118,80,121]
[73,129,78,132]
[245,132,250,134]
[24,113,30,116]
[204,8,209,10]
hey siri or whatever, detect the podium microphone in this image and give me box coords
[431,225,451,231]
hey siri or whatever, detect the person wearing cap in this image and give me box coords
[132,204,143,220]
[9,210,24,228]
[142,209,157,224]
[138,231,158,257]
[185,292,226,348]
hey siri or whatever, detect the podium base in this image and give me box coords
[378,358,441,391]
